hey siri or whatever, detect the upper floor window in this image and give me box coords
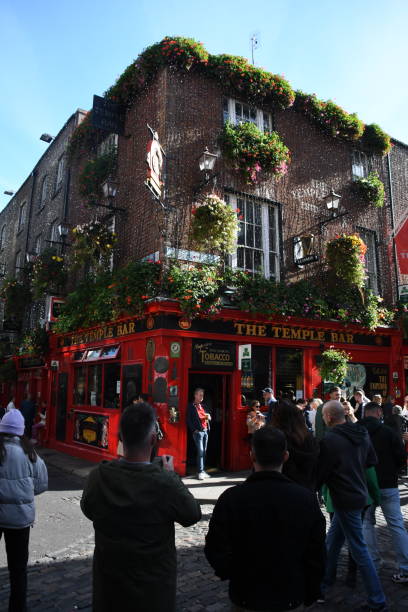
[358,228,379,295]
[0,225,6,249]
[34,234,42,255]
[226,193,279,279]
[18,202,27,231]
[223,98,272,133]
[40,175,48,207]
[15,251,22,277]
[56,156,65,189]
[352,150,369,180]
[49,221,59,245]
[97,133,118,157]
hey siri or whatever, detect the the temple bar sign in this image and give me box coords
[192,341,235,370]
[233,323,388,346]
[92,95,125,135]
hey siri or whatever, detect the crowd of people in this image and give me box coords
[1,389,408,611]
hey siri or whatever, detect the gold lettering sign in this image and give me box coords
[234,323,356,344]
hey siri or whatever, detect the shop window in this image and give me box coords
[100,345,120,359]
[275,348,303,399]
[223,98,272,133]
[85,348,102,361]
[73,366,86,405]
[104,363,121,409]
[122,364,143,408]
[226,193,280,279]
[240,345,271,406]
[73,351,85,361]
[87,364,102,406]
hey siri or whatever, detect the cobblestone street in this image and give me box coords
[2,491,408,611]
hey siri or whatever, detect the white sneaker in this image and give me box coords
[197,472,206,480]
[202,471,211,478]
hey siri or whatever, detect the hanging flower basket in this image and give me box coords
[30,248,67,299]
[220,121,291,183]
[71,220,117,270]
[326,234,367,288]
[353,172,385,208]
[190,195,238,253]
[318,347,350,384]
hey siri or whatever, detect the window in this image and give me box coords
[73,366,86,405]
[0,225,6,249]
[72,354,125,410]
[103,363,121,408]
[56,156,65,188]
[352,150,369,180]
[226,193,280,279]
[97,133,118,157]
[223,98,272,132]
[358,228,379,294]
[15,251,22,277]
[40,176,48,207]
[34,234,42,255]
[18,202,27,231]
[87,365,102,406]
[49,221,59,245]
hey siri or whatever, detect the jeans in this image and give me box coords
[193,430,208,473]
[363,487,408,573]
[322,508,386,608]
[0,526,30,612]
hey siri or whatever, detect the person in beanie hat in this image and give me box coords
[0,409,48,612]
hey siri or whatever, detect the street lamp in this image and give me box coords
[194,147,218,195]
[101,176,119,202]
[40,133,54,143]
[324,189,341,218]
[3,190,14,196]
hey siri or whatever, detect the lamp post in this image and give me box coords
[323,189,341,218]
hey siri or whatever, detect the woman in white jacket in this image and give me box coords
[0,408,48,612]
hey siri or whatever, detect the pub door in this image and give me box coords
[187,372,230,473]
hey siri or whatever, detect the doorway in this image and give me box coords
[187,372,230,473]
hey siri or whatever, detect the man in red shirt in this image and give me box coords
[187,388,211,480]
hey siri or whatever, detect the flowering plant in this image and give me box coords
[361,124,391,156]
[190,195,238,253]
[78,150,117,206]
[30,248,67,299]
[221,121,290,183]
[318,348,350,384]
[71,220,116,270]
[19,327,49,356]
[353,172,385,208]
[326,234,367,288]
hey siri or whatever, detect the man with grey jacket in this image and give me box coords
[0,408,48,611]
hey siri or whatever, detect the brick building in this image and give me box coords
[1,37,407,470]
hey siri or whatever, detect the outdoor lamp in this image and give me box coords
[58,223,69,238]
[198,147,217,173]
[3,190,14,196]
[101,176,118,201]
[324,189,341,216]
[40,134,54,143]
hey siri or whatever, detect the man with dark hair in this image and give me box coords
[361,402,408,583]
[81,402,201,612]
[205,427,326,611]
[317,401,387,611]
[187,387,211,479]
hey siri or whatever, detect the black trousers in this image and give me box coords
[0,526,30,612]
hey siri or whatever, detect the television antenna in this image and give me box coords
[250,32,260,65]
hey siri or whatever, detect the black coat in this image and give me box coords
[205,471,326,611]
[283,433,319,491]
[360,417,407,488]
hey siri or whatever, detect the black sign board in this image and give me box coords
[92,95,125,135]
[192,340,235,370]
[295,254,319,266]
[20,357,45,369]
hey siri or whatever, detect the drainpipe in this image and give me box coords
[24,169,38,256]
[386,151,400,301]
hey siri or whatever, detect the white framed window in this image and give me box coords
[49,221,59,244]
[226,193,279,279]
[358,228,379,294]
[97,133,118,157]
[0,225,6,249]
[56,155,65,188]
[352,150,369,180]
[223,98,272,133]
[34,234,42,255]
[15,251,22,277]
[18,202,27,231]
[40,175,48,206]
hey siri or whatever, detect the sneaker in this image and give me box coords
[392,572,408,583]
[316,596,325,604]
[197,472,206,480]
[202,471,211,478]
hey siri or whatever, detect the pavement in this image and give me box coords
[1,447,408,611]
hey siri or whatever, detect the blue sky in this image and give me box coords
[1,0,407,210]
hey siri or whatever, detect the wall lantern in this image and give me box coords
[324,189,341,217]
[101,176,119,201]
[58,223,70,238]
[194,147,218,195]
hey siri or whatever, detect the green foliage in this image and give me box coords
[190,195,239,253]
[78,151,117,206]
[221,121,291,183]
[361,124,392,156]
[19,327,49,356]
[70,220,117,271]
[353,172,385,208]
[0,277,32,330]
[326,234,367,288]
[30,249,67,299]
[294,91,364,142]
[113,260,162,315]
[67,113,98,160]
[319,348,350,384]
[164,263,224,317]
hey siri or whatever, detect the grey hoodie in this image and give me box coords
[317,422,377,510]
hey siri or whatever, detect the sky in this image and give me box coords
[1,0,407,211]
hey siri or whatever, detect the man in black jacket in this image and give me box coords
[317,401,387,612]
[361,401,408,583]
[205,427,326,611]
